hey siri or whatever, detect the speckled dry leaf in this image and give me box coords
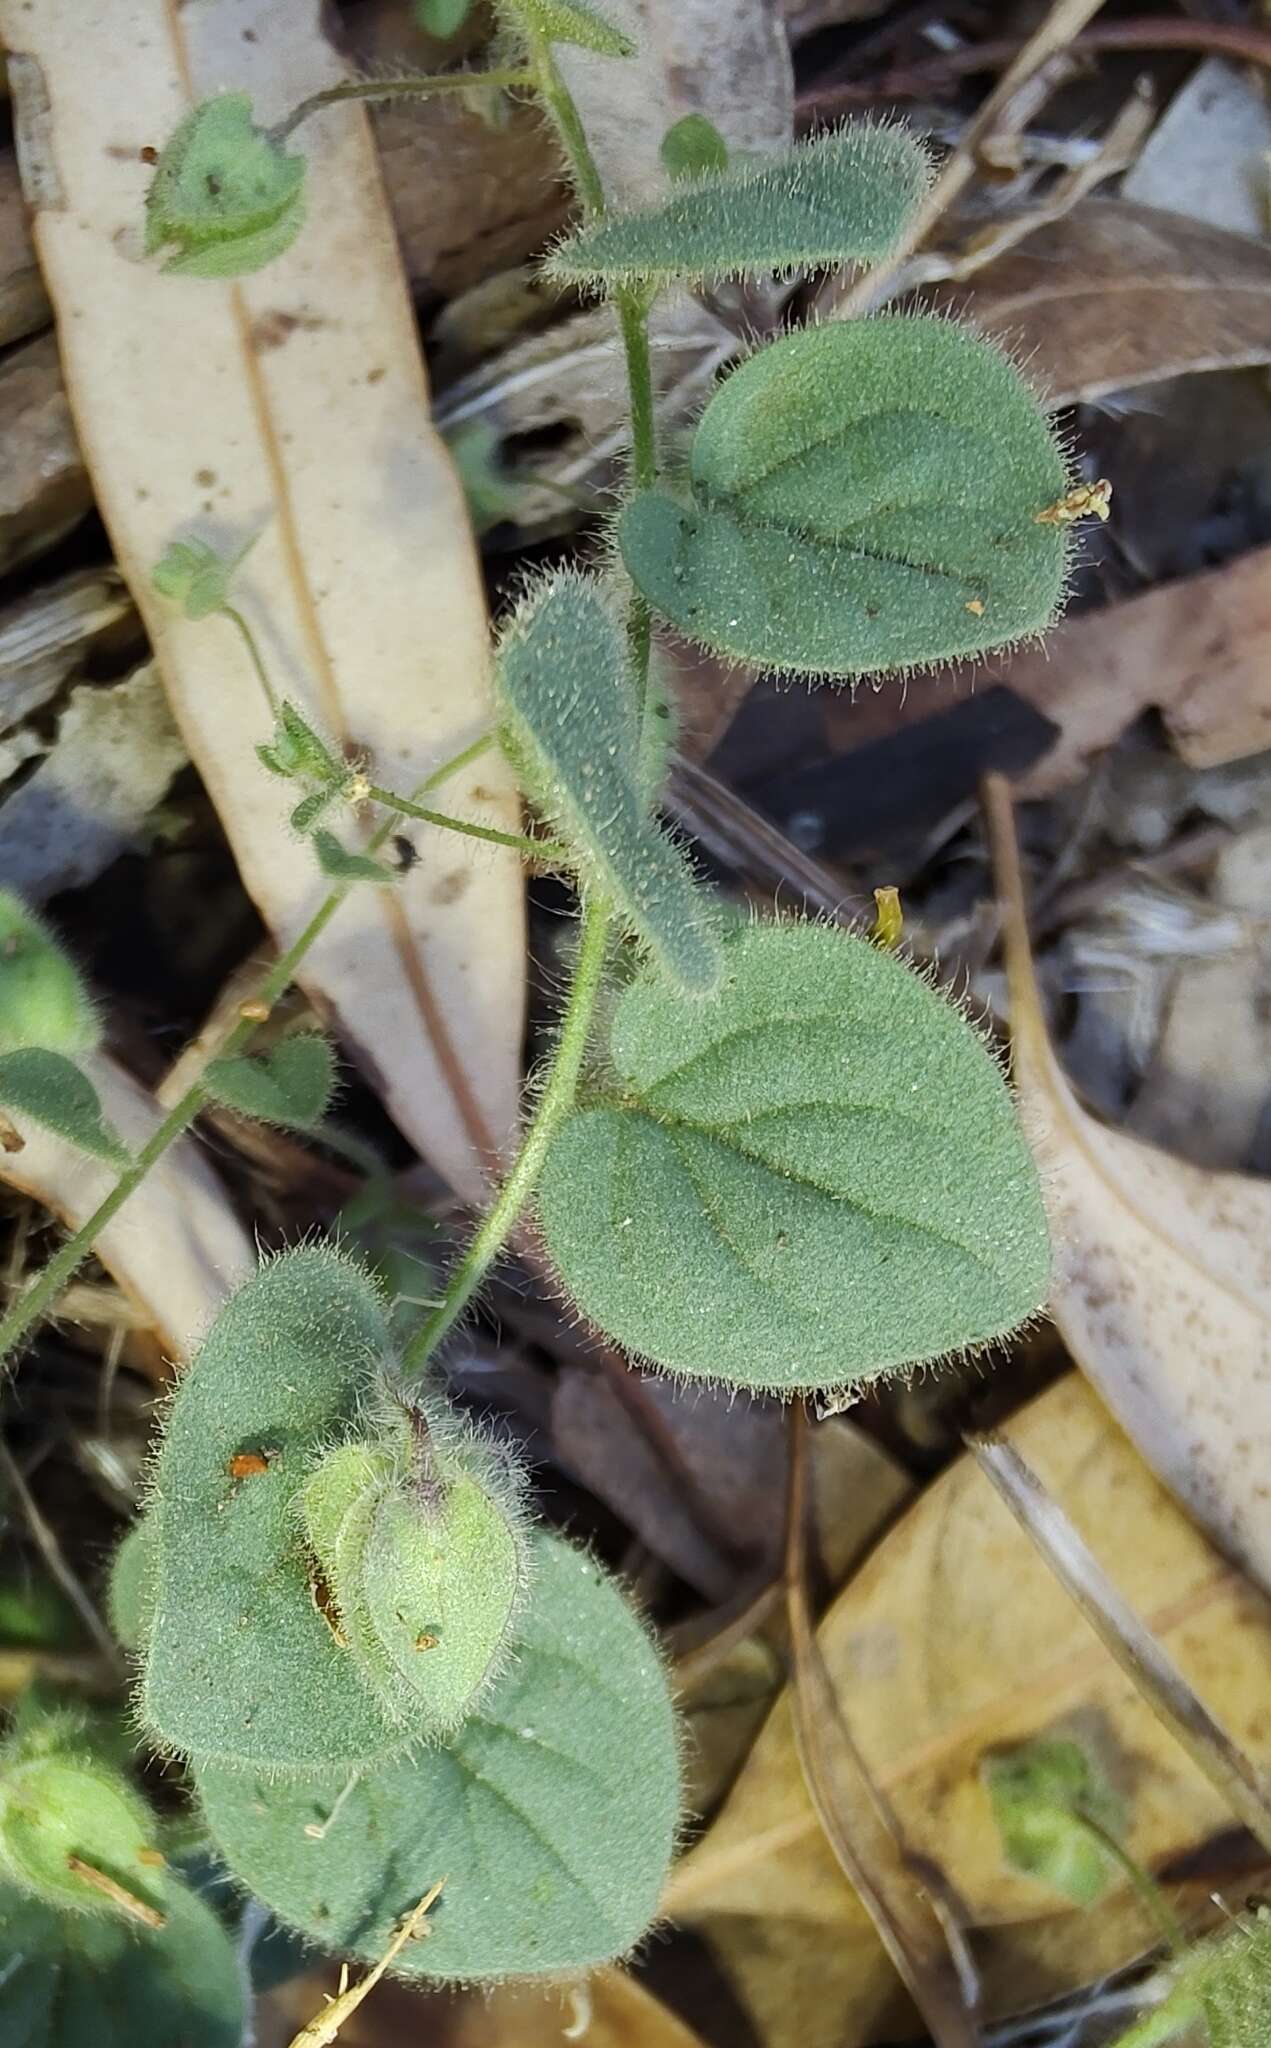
[3,0,524,1203]
[665,1375,1271,2042]
[554,0,793,205]
[987,776,1271,1597]
[928,200,1271,408]
[0,1051,253,1358]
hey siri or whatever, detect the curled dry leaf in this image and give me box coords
[665,1374,1271,2044]
[927,200,1271,409]
[3,0,525,1204]
[985,773,1271,1599]
[0,1051,254,1359]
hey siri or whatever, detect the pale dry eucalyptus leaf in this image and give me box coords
[0,1050,254,1359]
[986,774,1271,1600]
[664,1374,1271,2044]
[0,667,188,902]
[2,0,525,1205]
[1121,57,1271,240]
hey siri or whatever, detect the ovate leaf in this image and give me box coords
[312,829,392,884]
[620,314,1071,678]
[0,1881,243,2048]
[982,1737,1121,1906]
[140,1249,407,1772]
[197,1533,679,1981]
[144,93,306,280]
[549,127,929,288]
[661,113,729,183]
[0,1050,129,1166]
[536,921,1049,1392]
[496,574,721,994]
[204,1033,336,1132]
[500,0,636,57]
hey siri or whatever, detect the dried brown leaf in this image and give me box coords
[986,773,1271,1597]
[929,200,1271,408]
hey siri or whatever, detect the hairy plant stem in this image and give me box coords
[364,783,569,865]
[1069,1809,1186,1958]
[396,31,661,1373]
[400,892,611,1373]
[269,70,535,145]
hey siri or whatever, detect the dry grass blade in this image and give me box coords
[2,0,525,1205]
[285,1880,444,2048]
[969,1431,1271,1857]
[983,772,1271,1598]
[828,0,1109,317]
[783,1407,981,2048]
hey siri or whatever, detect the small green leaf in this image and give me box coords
[288,789,334,834]
[0,1051,129,1166]
[145,92,306,279]
[496,573,721,994]
[204,1033,336,1132]
[619,314,1071,678]
[152,537,245,621]
[0,1879,244,2047]
[140,1248,406,1771]
[661,113,729,182]
[258,701,343,785]
[536,920,1049,1393]
[414,0,474,33]
[197,1533,679,1981]
[983,1738,1121,1906]
[549,126,929,288]
[312,829,392,884]
[445,420,526,536]
[0,893,99,1058]
[500,0,636,57]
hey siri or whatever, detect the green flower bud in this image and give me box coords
[0,1738,162,1922]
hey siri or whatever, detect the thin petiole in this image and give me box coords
[419,730,496,795]
[269,70,535,145]
[365,783,568,866]
[222,604,278,717]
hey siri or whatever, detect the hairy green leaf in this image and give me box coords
[0,894,99,1058]
[536,920,1049,1392]
[661,113,728,182]
[620,314,1071,677]
[197,1533,678,1981]
[983,1737,1121,1906]
[0,1880,243,2047]
[1197,1915,1271,2048]
[257,701,342,787]
[140,1249,403,1771]
[144,92,305,279]
[500,0,635,57]
[496,573,720,994]
[204,1034,336,1133]
[140,1248,528,1771]
[107,1520,155,1659]
[312,829,392,884]
[0,1051,129,1166]
[549,127,929,288]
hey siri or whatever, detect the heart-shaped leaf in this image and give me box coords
[0,1050,129,1166]
[536,920,1049,1392]
[197,1533,679,1981]
[496,573,721,993]
[619,314,1071,678]
[0,1879,243,2047]
[548,127,930,288]
[661,113,729,183]
[983,1737,1121,1907]
[140,1249,404,1772]
[204,1033,336,1132]
[144,92,306,280]
[311,829,393,884]
[0,892,99,1058]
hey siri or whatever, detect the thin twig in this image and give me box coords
[969,1432,1271,1856]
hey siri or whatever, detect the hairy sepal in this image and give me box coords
[496,573,721,994]
[619,314,1071,678]
[548,126,930,289]
[197,1534,679,1982]
[498,0,635,56]
[536,919,1050,1393]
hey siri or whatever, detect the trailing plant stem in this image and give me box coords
[270,70,535,144]
[401,894,612,1373]
[364,784,569,865]
[1073,1810,1186,1958]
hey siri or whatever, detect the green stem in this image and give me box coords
[525,33,606,217]
[1075,1810,1187,1960]
[419,730,495,794]
[0,880,355,1374]
[615,290,657,491]
[222,605,278,717]
[400,894,611,1373]
[270,69,535,144]
[364,784,569,865]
